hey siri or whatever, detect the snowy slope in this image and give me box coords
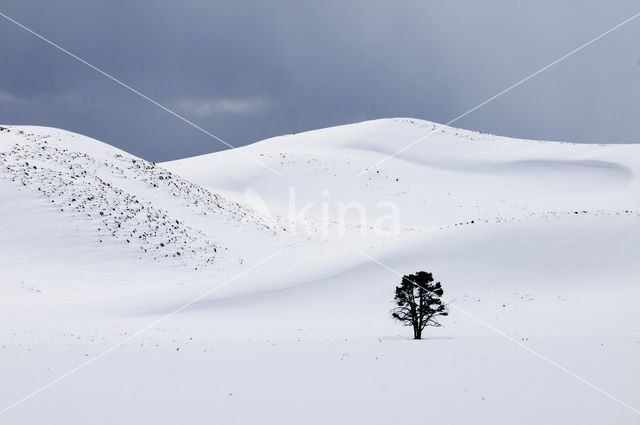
[0,125,288,274]
[164,118,639,235]
[1,119,639,424]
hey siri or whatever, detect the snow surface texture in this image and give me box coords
[1,118,639,424]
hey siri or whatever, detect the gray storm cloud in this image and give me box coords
[0,0,639,161]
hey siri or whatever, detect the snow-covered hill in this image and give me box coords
[1,119,639,424]
[164,118,639,235]
[0,125,286,273]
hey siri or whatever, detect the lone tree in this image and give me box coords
[391,271,448,339]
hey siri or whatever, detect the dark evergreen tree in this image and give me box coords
[391,271,448,339]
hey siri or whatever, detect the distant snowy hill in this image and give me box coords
[164,117,639,235]
[1,119,639,425]
[3,118,637,278]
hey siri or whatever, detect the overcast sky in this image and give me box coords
[1,1,639,162]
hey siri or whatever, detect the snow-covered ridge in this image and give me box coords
[2,119,639,272]
[164,118,640,236]
[0,126,281,269]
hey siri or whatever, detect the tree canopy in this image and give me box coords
[391,271,448,339]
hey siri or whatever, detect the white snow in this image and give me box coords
[1,119,639,424]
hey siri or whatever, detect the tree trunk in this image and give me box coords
[414,325,421,340]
